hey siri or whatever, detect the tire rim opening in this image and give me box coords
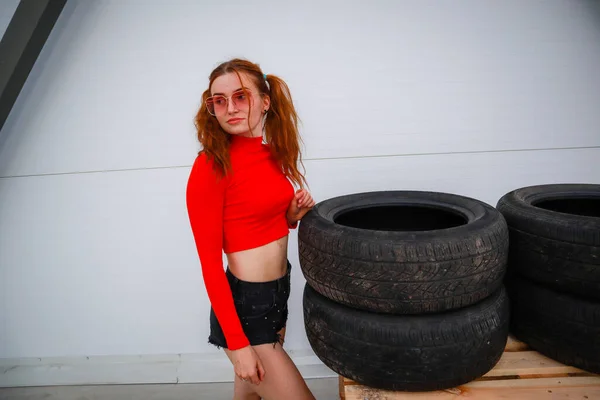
[334,205,468,231]
[533,198,600,218]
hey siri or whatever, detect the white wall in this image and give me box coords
[1,0,599,387]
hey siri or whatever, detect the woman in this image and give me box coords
[186,58,316,400]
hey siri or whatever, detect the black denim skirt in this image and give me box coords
[208,261,291,349]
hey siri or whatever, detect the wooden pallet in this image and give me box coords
[339,335,600,399]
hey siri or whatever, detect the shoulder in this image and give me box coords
[191,151,224,174]
[188,152,227,189]
[191,151,213,170]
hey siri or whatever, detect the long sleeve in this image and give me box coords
[186,154,250,350]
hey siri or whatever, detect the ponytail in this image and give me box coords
[264,74,307,188]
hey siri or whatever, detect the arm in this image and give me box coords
[186,154,250,350]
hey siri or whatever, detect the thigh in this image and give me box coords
[224,349,261,400]
[251,342,315,400]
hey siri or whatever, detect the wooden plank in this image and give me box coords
[342,349,587,386]
[344,384,600,400]
[344,375,600,393]
[345,377,600,399]
[505,335,529,352]
[467,376,600,389]
[480,350,586,377]
[339,375,346,400]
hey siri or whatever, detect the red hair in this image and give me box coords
[194,58,306,188]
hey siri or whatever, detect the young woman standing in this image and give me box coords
[186,59,316,399]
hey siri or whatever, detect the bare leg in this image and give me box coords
[224,327,315,400]
[225,329,289,400]
[225,350,262,400]
[231,374,262,400]
[250,327,314,400]
[250,343,314,399]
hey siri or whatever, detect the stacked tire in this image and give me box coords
[298,191,511,391]
[497,184,600,374]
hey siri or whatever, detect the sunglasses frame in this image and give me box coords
[205,88,254,116]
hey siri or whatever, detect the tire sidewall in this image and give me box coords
[497,184,600,245]
[303,283,510,391]
[300,190,504,254]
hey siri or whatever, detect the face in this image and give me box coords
[207,72,270,138]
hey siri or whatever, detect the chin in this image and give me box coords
[218,122,244,134]
[222,121,262,136]
[224,127,249,136]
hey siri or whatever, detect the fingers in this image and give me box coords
[238,360,264,386]
[231,346,264,386]
[257,359,266,382]
[250,370,261,385]
[301,196,314,209]
[296,189,314,209]
[239,372,260,385]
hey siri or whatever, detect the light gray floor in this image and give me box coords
[0,378,338,400]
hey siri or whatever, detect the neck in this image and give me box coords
[247,119,266,138]
[237,132,261,138]
[232,133,262,139]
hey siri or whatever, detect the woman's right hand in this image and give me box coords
[231,345,265,385]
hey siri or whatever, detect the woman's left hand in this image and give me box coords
[287,189,316,226]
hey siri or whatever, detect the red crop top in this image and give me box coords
[186,134,297,350]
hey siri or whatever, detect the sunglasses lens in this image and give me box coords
[207,96,227,115]
[232,90,249,108]
[214,96,227,113]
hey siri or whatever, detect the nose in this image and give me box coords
[227,97,237,114]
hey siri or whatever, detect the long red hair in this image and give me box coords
[194,58,306,188]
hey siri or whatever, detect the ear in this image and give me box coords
[262,94,271,113]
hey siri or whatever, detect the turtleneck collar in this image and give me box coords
[230,134,264,151]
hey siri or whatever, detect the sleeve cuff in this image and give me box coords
[226,336,251,351]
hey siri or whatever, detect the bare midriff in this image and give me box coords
[226,235,289,282]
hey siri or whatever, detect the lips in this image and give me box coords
[227,118,244,124]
